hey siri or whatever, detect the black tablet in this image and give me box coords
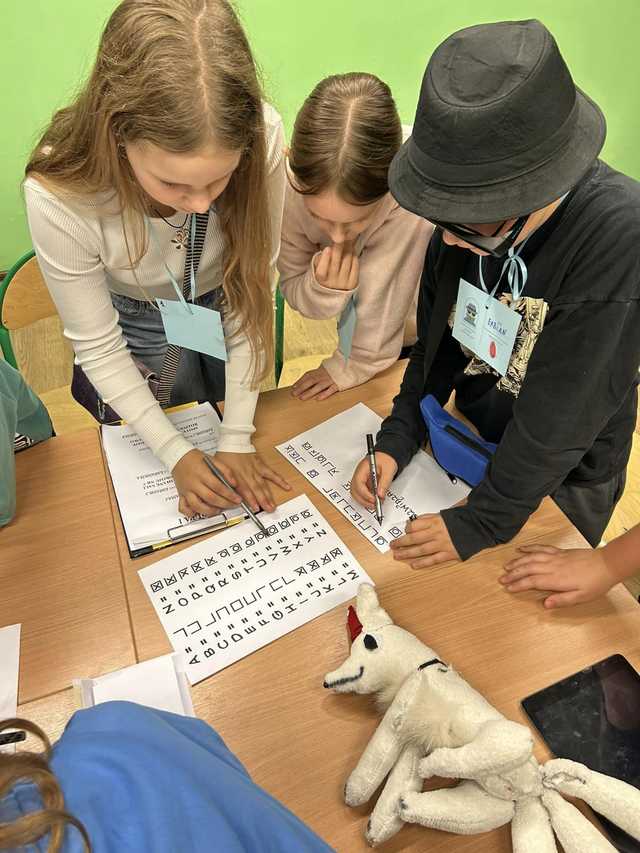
[522,654,640,853]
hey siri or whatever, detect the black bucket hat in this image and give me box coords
[390,19,606,223]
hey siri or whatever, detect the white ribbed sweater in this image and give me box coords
[24,104,285,472]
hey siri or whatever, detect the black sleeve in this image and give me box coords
[374,234,468,474]
[441,296,640,560]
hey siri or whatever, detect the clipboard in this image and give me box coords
[128,507,250,558]
[100,399,259,558]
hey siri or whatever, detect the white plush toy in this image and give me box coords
[324,584,640,850]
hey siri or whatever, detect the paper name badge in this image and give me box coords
[452,278,521,377]
[158,298,227,362]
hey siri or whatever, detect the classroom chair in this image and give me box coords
[0,249,95,433]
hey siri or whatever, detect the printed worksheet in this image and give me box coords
[276,403,469,553]
[102,402,221,551]
[139,495,373,684]
[0,624,21,754]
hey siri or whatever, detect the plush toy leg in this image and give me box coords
[364,743,423,847]
[511,797,556,853]
[541,789,617,853]
[419,719,534,781]
[344,716,404,807]
[543,758,640,841]
[399,780,514,834]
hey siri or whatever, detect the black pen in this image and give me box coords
[202,455,269,537]
[366,433,384,526]
[0,731,26,746]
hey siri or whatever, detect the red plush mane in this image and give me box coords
[347,605,363,642]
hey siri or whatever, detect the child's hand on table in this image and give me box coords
[499,545,619,608]
[291,366,338,401]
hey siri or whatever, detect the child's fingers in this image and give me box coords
[292,372,318,397]
[337,252,353,290]
[516,544,559,556]
[502,575,548,593]
[499,561,552,583]
[316,383,338,400]
[544,590,583,609]
[352,460,375,506]
[315,247,331,282]
[329,242,343,280]
[347,254,359,290]
[504,552,555,572]
[298,381,328,400]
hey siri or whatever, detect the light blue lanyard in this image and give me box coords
[478,234,531,302]
[147,214,198,314]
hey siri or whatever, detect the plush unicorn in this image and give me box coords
[323,584,640,850]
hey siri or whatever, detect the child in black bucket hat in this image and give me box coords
[351,19,640,569]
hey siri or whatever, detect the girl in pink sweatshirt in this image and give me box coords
[277,73,433,400]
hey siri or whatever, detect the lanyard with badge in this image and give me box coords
[147,213,228,362]
[336,238,364,360]
[451,237,530,376]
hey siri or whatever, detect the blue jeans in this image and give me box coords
[112,291,226,406]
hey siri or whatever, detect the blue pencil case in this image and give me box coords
[420,394,498,487]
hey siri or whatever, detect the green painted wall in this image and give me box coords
[2,0,639,268]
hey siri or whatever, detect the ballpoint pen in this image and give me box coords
[202,455,269,536]
[366,433,384,526]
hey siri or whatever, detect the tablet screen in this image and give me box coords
[522,654,640,852]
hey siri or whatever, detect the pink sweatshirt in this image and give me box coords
[277,183,433,389]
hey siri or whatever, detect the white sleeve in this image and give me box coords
[24,183,193,471]
[217,113,286,453]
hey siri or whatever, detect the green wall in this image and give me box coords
[2,0,639,268]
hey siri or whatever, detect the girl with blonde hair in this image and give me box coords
[0,703,332,851]
[278,72,432,400]
[25,0,290,517]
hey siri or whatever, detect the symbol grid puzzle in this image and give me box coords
[139,495,373,684]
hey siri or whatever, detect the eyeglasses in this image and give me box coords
[432,214,530,258]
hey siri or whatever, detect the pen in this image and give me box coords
[0,731,26,746]
[366,433,384,526]
[202,455,269,537]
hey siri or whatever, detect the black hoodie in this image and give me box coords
[375,160,640,560]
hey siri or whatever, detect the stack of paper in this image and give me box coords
[74,654,194,717]
[101,402,232,555]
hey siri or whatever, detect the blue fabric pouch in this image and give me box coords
[420,394,498,487]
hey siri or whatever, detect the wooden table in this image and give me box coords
[2,429,135,703]
[12,362,640,852]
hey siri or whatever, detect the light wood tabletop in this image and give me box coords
[3,429,136,703]
[101,360,640,852]
[12,361,640,851]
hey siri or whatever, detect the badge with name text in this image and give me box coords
[452,278,521,377]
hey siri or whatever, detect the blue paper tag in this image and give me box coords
[157,299,227,362]
[337,297,357,359]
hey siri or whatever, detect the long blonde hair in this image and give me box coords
[0,718,90,852]
[26,0,273,383]
[288,72,402,204]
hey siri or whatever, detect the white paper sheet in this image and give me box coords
[76,654,194,717]
[276,403,469,553]
[101,402,221,551]
[0,624,21,753]
[139,495,373,685]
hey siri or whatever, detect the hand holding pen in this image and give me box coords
[351,443,398,521]
[202,455,270,536]
[174,448,290,519]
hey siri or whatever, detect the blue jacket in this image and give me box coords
[3,702,334,852]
